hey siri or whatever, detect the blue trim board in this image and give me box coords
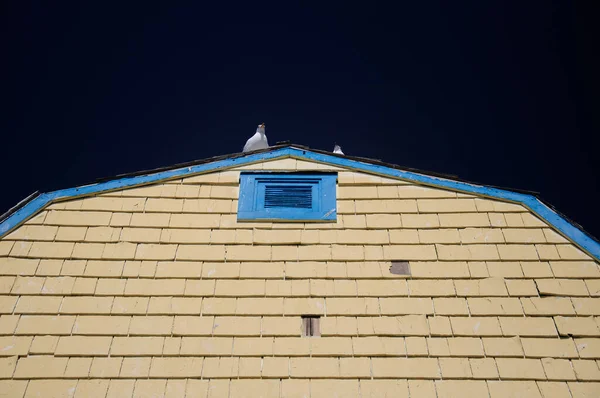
[1,146,598,261]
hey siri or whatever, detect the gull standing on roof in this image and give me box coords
[243,123,269,152]
[333,144,344,155]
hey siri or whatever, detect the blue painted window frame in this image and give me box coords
[237,172,337,221]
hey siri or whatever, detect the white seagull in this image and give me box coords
[243,123,269,152]
[333,144,344,155]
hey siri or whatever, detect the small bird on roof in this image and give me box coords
[243,123,269,152]
[333,144,344,155]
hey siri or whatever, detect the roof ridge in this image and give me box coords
[0,145,598,260]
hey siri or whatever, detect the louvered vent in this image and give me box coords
[238,172,337,221]
[264,185,312,208]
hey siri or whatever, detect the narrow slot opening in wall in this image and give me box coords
[301,316,320,337]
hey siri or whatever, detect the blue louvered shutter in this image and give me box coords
[238,173,337,221]
[264,185,313,209]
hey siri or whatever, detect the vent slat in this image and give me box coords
[264,185,313,209]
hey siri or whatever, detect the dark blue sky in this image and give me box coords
[1,2,598,238]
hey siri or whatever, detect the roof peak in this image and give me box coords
[1,145,598,260]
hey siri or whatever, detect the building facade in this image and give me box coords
[0,146,599,397]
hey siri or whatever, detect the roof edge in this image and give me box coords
[1,146,598,261]
[0,191,41,224]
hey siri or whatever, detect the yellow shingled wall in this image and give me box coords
[0,157,599,397]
